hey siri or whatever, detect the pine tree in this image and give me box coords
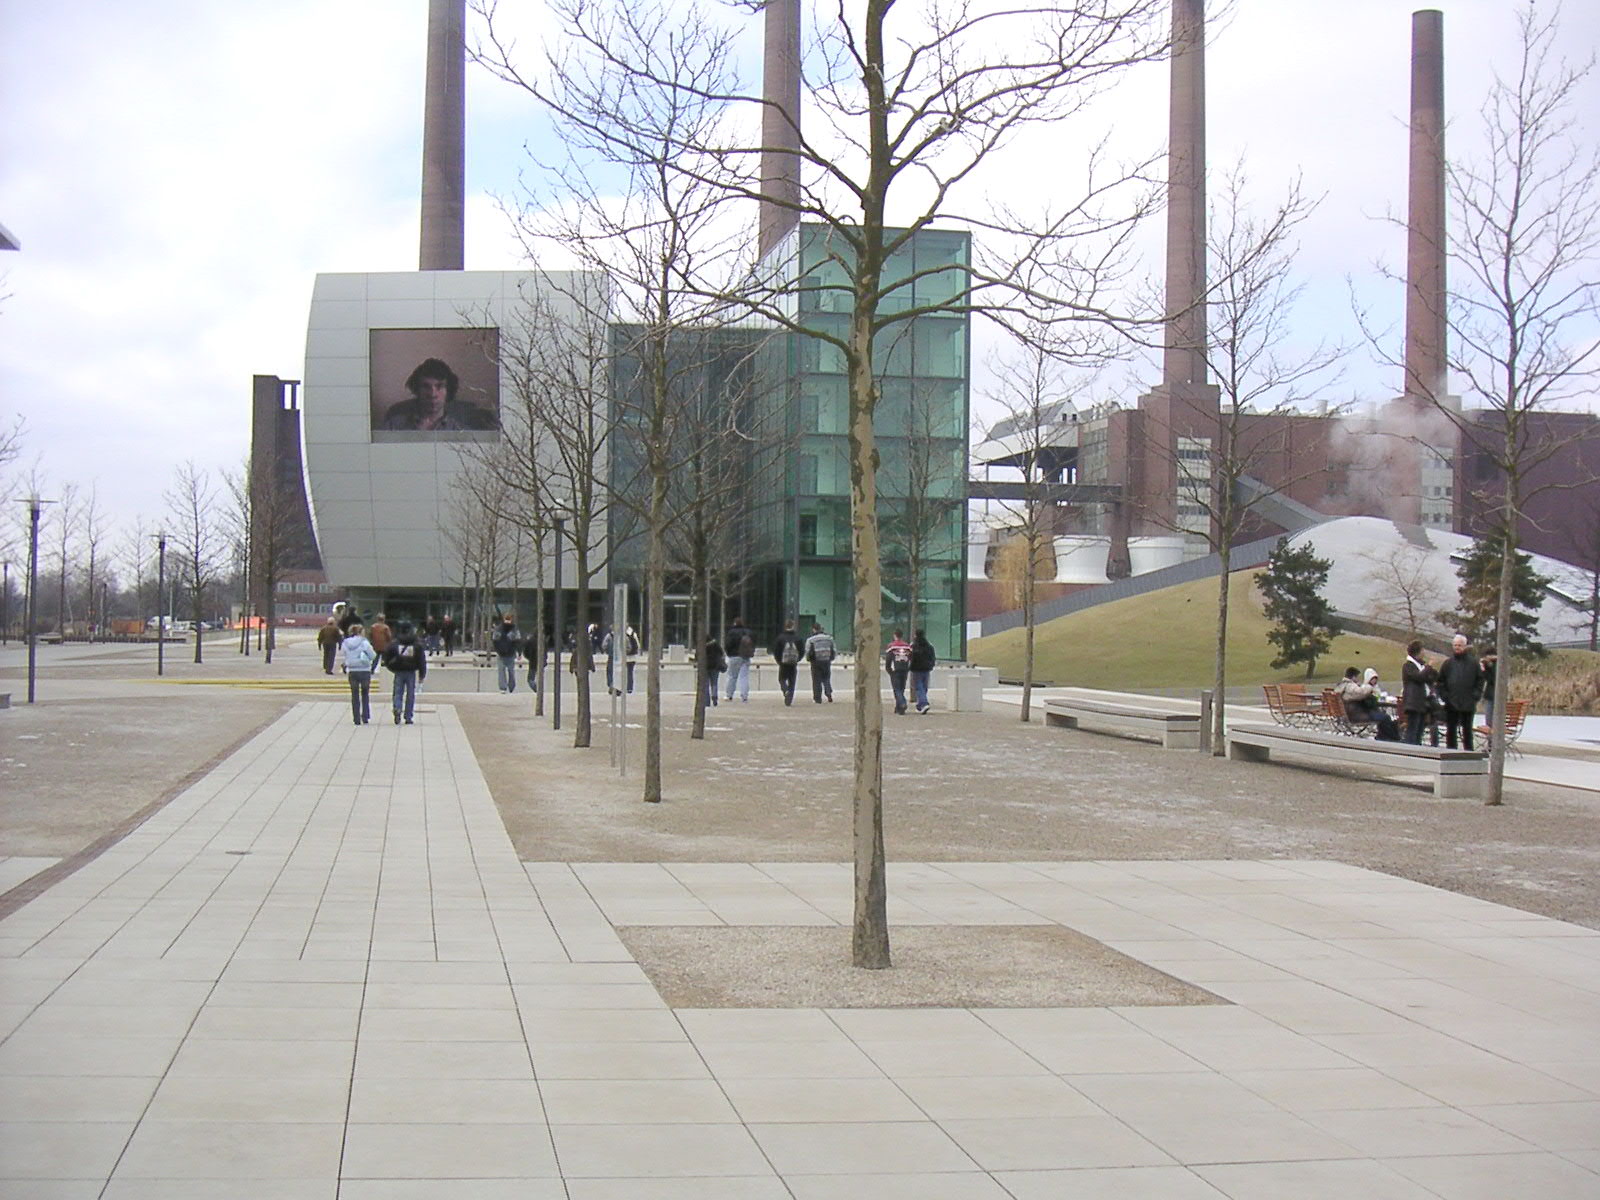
[1258,538,1341,678]
[1441,535,1550,658]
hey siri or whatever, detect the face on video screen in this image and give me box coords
[369,328,500,441]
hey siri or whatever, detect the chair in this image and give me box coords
[1321,689,1376,738]
[1476,699,1531,758]
[1273,683,1322,728]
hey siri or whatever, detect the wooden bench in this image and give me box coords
[1226,722,1487,799]
[1045,698,1202,749]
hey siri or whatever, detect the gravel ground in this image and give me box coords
[458,689,1600,930]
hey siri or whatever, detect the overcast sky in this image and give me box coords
[2,0,1597,544]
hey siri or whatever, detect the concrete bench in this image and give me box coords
[1044,698,1202,749]
[1226,722,1486,800]
[0,692,10,710]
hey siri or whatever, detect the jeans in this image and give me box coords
[392,673,418,722]
[497,655,517,693]
[607,659,636,694]
[1445,708,1475,750]
[810,662,833,702]
[322,644,336,674]
[348,670,371,723]
[911,670,930,712]
[777,663,797,705]
[889,669,909,714]
[705,669,721,707]
[725,656,750,701]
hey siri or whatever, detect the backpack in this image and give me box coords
[780,639,799,665]
[738,633,754,658]
[811,637,833,664]
[390,643,417,670]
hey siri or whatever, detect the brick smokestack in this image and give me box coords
[758,0,802,259]
[420,0,466,271]
[1162,0,1207,388]
[1405,9,1446,407]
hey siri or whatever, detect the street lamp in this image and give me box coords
[552,516,564,731]
[152,532,168,677]
[22,495,55,704]
[1,560,10,647]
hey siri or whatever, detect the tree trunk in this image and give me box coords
[574,550,592,748]
[691,555,709,740]
[848,299,890,971]
[1486,516,1517,806]
[644,505,666,803]
[1212,547,1231,755]
[191,578,204,664]
[1020,533,1035,723]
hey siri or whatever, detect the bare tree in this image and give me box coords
[1144,170,1345,752]
[981,338,1077,722]
[79,489,109,639]
[165,462,224,664]
[1359,543,1448,639]
[1423,3,1600,804]
[478,0,757,801]
[51,484,79,634]
[483,0,1169,967]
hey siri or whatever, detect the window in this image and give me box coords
[799,514,818,557]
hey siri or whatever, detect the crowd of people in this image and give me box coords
[1332,634,1498,749]
[320,605,948,721]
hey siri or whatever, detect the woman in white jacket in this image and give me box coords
[341,623,379,725]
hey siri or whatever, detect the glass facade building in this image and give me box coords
[746,223,971,658]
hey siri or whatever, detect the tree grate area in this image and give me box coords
[617,924,1224,1009]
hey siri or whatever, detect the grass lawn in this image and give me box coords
[969,570,1408,691]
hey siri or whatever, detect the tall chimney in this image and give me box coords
[758,0,802,259]
[1162,0,1207,388]
[1405,10,1446,406]
[420,0,466,271]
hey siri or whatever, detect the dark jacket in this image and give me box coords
[725,624,755,659]
[491,624,522,657]
[1436,651,1482,710]
[773,630,805,666]
[909,635,936,673]
[383,636,427,680]
[1401,656,1436,714]
[703,639,726,673]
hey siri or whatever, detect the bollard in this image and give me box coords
[1198,689,1213,753]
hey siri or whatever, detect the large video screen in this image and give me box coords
[369,328,500,441]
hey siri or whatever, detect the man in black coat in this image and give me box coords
[771,620,805,706]
[1436,634,1483,750]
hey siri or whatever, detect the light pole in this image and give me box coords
[552,516,564,731]
[2,560,10,647]
[24,495,55,704]
[153,532,168,677]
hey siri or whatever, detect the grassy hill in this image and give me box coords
[969,571,1407,691]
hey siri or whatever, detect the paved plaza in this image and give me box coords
[3,659,1599,1196]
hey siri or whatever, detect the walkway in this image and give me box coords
[1,702,1598,1196]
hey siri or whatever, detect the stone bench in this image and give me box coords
[1044,698,1202,750]
[1226,722,1487,800]
[0,692,10,710]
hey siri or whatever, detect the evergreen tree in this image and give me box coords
[1441,534,1550,658]
[1258,538,1341,678]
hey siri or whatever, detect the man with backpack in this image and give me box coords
[909,628,936,714]
[772,619,804,706]
[491,616,523,694]
[884,630,913,715]
[724,617,755,703]
[383,621,427,725]
[804,622,836,703]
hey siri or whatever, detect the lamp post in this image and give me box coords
[552,516,564,731]
[2,560,10,647]
[24,495,55,704]
[153,532,168,677]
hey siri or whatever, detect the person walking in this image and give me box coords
[383,621,427,725]
[441,615,457,656]
[604,625,639,696]
[491,615,523,694]
[909,628,936,714]
[804,622,836,703]
[884,630,912,715]
[702,635,726,707]
[317,616,342,675]
[772,619,804,706]
[1436,633,1483,751]
[1401,640,1438,746]
[724,617,755,703]
[341,622,379,725]
[368,614,393,657]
